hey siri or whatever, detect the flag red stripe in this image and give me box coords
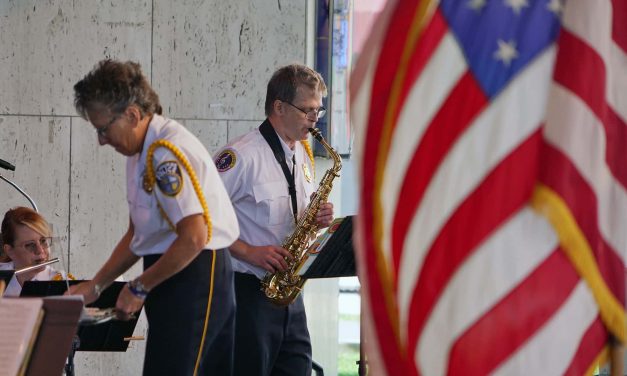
[600,106,627,190]
[361,0,427,226]
[361,0,424,188]
[553,29,627,189]
[553,30,605,122]
[539,141,625,306]
[563,317,609,375]
[361,0,421,198]
[407,130,542,360]
[447,249,578,375]
[392,72,488,278]
[397,9,448,113]
[611,0,627,52]
[360,2,432,373]
[360,215,409,376]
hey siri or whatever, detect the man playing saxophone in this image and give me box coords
[215,64,334,376]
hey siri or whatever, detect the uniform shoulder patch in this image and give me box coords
[156,161,183,197]
[215,149,237,172]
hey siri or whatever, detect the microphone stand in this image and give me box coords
[0,173,39,212]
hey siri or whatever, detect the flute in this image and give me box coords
[14,257,59,275]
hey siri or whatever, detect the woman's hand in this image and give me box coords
[115,284,145,321]
[65,280,101,305]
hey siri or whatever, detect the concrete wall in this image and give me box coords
[0,0,340,374]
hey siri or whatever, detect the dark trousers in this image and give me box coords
[142,249,235,376]
[233,272,312,376]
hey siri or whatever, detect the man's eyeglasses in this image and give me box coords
[14,237,53,254]
[283,101,326,121]
[95,114,120,137]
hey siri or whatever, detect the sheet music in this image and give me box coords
[80,307,118,325]
[298,217,345,276]
[0,298,44,376]
[38,295,118,326]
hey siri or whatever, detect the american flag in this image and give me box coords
[351,0,626,374]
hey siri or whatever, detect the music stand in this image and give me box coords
[26,297,83,376]
[300,216,355,279]
[21,280,140,350]
[0,270,14,287]
[21,281,141,375]
[298,216,367,375]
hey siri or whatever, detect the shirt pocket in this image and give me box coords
[129,191,157,233]
[252,180,292,226]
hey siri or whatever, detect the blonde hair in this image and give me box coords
[1,207,51,261]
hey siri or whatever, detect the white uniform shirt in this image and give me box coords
[127,115,239,256]
[215,124,316,278]
[0,261,59,297]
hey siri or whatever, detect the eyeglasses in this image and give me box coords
[283,101,326,121]
[14,237,53,254]
[95,114,120,137]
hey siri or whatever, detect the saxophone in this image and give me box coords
[261,127,342,306]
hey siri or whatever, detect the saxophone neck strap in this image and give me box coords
[259,119,298,225]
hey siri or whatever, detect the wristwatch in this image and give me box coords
[128,279,149,299]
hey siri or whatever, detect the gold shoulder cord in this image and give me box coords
[143,139,213,242]
[142,139,215,376]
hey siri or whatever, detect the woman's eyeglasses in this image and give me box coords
[14,237,53,254]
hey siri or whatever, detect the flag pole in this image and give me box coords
[610,337,623,376]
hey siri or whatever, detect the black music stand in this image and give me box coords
[300,216,355,279]
[299,216,367,376]
[0,269,15,287]
[20,281,142,375]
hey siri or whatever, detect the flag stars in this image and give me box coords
[546,0,564,16]
[467,0,487,11]
[505,0,529,14]
[494,39,519,66]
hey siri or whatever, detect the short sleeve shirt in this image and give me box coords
[127,115,239,256]
[215,122,316,278]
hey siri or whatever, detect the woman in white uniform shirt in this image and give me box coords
[1,207,60,297]
[68,60,240,375]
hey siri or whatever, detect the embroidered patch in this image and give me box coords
[215,149,236,172]
[156,161,183,197]
[302,163,312,183]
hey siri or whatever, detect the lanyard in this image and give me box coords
[259,120,298,225]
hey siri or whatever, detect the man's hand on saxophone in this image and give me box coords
[229,239,292,273]
[315,202,334,228]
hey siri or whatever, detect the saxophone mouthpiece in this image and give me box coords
[308,127,323,141]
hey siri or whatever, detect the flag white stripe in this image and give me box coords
[416,208,558,375]
[543,84,627,259]
[381,33,467,268]
[396,47,557,339]
[493,281,599,375]
[608,42,627,122]
[562,0,627,123]
[562,0,612,64]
